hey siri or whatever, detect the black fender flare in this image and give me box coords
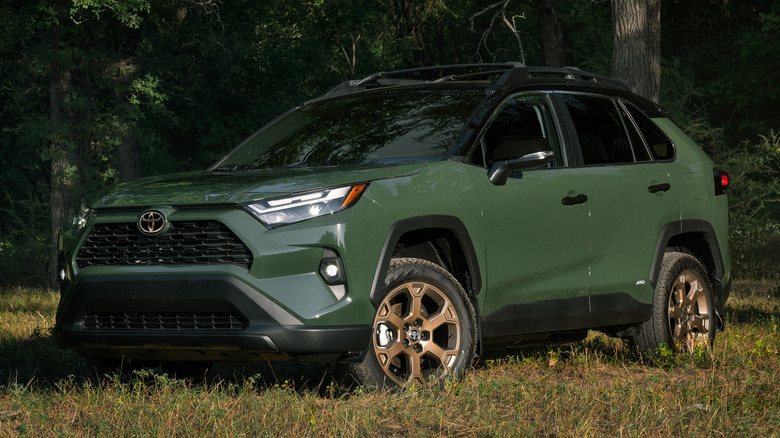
[650,219,726,287]
[650,219,729,319]
[369,215,482,308]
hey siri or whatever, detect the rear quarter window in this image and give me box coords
[624,103,676,161]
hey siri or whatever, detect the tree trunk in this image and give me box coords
[49,19,86,286]
[116,131,142,182]
[610,0,661,102]
[49,57,74,286]
[539,0,567,67]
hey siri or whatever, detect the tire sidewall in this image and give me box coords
[657,252,717,349]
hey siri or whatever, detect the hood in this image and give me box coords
[90,160,429,209]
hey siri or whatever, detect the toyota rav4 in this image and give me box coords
[54,64,731,387]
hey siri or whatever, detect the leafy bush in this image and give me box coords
[0,189,50,288]
[721,131,780,279]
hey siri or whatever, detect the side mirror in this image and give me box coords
[488,151,554,186]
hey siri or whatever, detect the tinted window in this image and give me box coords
[625,104,675,161]
[617,103,652,162]
[562,94,635,165]
[474,94,563,167]
[215,91,483,170]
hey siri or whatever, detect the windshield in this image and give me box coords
[213,90,484,171]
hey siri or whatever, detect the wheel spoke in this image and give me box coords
[421,299,457,332]
[689,314,708,332]
[672,277,686,304]
[683,274,701,306]
[407,352,424,384]
[668,302,683,319]
[376,301,406,330]
[376,340,405,373]
[424,342,457,372]
[672,320,688,342]
[408,283,426,319]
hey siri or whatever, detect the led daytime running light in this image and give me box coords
[244,183,368,228]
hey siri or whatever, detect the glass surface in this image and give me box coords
[625,104,676,161]
[562,94,636,165]
[215,91,484,171]
[475,93,563,168]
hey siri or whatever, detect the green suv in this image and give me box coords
[54,64,731,387]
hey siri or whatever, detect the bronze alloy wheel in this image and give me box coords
[632,251,716,354]
[373,280,461,385]
[352,257,476,388]
[667,270,710,345]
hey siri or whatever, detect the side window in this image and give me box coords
[616,103,652,162]
[625,103,676,161]
[473,94,563,168]
[562,94,636,165]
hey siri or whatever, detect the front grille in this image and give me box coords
[76,221,253,269]
[82,312,247,331]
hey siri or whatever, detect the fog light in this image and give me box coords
[324,263,339,278]
[319,258,344,285]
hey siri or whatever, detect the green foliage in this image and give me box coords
[70,0,150,28]
[662,0,779,143]
[0,0,777,286]
[721,132,780,279]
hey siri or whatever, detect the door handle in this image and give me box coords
[648,183,671,193]
[561,194,588,206]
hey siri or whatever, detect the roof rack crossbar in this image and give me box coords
[432,69,513,83]
[354,62,524,86]
[492,66,629,90]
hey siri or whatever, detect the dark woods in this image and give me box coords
[0,0,778,286]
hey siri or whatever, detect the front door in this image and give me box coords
[467,92,591,337]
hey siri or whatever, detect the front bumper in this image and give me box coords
[53,274,371,362]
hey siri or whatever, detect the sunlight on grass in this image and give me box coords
[1,281,778,437]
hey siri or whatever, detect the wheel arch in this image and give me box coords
[369,216,482,308]
[651,219,729,319]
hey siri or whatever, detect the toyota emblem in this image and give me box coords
[137,210,166,235]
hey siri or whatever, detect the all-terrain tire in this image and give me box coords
[351,258,477,388]
[633,251,716,353]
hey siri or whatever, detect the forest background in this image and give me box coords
[0,0,778,288]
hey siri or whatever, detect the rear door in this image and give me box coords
[556,92,681,327]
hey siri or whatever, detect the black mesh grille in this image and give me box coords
[76,221,252,269]
[82,312,247,331]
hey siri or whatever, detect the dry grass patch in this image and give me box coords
[1,281,778,437]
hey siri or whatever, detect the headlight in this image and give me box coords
[243,183,367,228]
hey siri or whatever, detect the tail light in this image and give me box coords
[714,168,729,196]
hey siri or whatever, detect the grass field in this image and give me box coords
[1,281,778,437]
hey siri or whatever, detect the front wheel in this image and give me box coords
[633,251,716,353]
[352,258,477,388]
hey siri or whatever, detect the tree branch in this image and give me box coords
[469,0,526,64]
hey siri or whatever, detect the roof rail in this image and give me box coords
[319,63,523,99]
[492,66,628,90]
[317,63,628,99]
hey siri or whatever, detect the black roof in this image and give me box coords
[321,63,630,98]
[315,63,666,118]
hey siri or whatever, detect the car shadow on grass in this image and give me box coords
[0,334,358,396]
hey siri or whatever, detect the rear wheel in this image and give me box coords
[633,251,716,353]
[352,258,477,388]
